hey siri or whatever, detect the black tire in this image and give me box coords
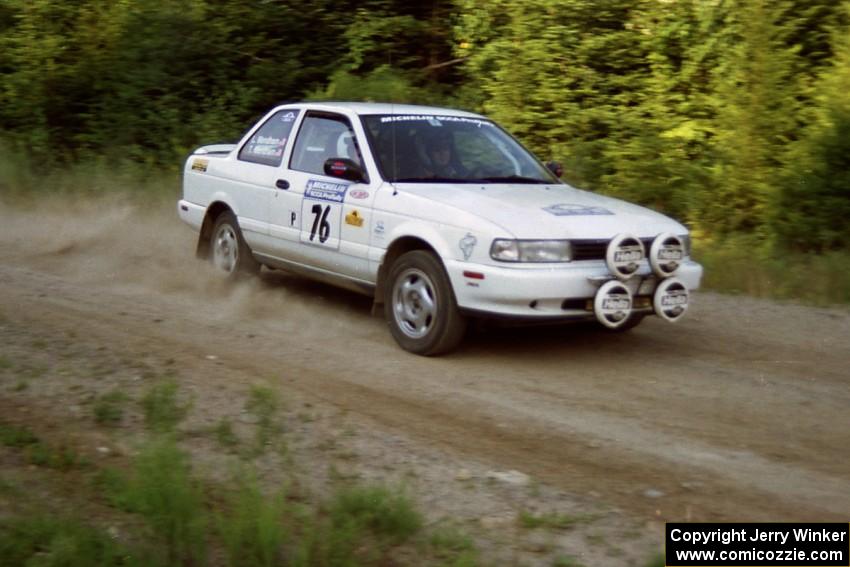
[383,250,467,355]
[210,211,259,278]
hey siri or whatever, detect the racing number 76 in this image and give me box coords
[310,204,331,243]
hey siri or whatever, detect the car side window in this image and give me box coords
[290,113,363,175]
[238,109,300,166]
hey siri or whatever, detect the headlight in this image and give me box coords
[678,234,691,256]
[490,239,572,262]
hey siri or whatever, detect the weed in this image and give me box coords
[0,516,132,567]
[0,423,39,447]
[26,441,84,471]
[214,418,239,449]
[429,524,475,557]
[119,438,206,565]
[141,380,189,433]
[643,553,665,567]
[16,362,47,380]
[553,555,585,567]
[244,385,280,454]
[0,478,16,495]
[0,355,12,370]
[13,380,28,391]
[292,512,362,567]
[217,474,286,567]
[330,484,422,544]
[93,390,129,425]
[439,552,481,567]
[519,510,586,530]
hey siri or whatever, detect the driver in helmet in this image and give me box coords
[423,129,465,179]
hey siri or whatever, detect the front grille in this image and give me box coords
[571,238,654,262]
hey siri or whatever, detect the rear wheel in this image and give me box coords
[210,211,259,278]
[383,251,467,355]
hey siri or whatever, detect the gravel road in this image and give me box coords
[1,197,848,562]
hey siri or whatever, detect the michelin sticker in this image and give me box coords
[459,233,477,260]
[543,203,614,216]
[305,179,349,203]
[300,179,351,249]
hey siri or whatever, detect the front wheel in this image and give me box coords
[383,251,467,356]
[210,211,259,278]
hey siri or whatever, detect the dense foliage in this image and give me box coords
[1,0,848,251]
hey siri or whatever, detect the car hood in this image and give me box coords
[393,182,686,239]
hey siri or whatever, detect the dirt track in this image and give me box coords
[1,197,849,560]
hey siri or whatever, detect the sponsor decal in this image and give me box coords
[459,233,477,261]
[379,115,493,129]
[602,297,630,310]
[374,220,385,237]
[349,189,370,199]
[345,209,364,227]
[543,203,614,216]
[614,248,642,263]
[329,160,347,175]
[659,248,683,261]
[305,179,349,203]
[281,111,296,122]
[191,158,208,173]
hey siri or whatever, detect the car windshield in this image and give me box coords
[361,114,556,184]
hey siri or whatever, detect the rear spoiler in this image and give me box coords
[193,143,236,156]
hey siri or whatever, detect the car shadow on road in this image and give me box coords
[256,266,657,359]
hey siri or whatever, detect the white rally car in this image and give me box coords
[178,102,702,355]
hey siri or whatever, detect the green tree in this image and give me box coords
[455,0,651,188]
[773,3,850,251]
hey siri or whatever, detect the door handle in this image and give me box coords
[275,179,290,190]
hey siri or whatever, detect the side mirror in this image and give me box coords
[546,161,563,179]
[324,158,367,183]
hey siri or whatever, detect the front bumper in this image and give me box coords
[177,199,205,231]
[445,258,703,319]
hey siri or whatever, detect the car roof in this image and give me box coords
[276,101,485,119]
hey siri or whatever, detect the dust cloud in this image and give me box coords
[0,195,372,338]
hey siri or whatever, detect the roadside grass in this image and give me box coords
[0,423,39,448]
[93,389,129,426]
[329,484,423,545]
[214,417,240,449]
[217,474,287,567]
[141,379,190,433]
[0,142,179,203]
[428,523,476,557]
[103,438,207,566]
[518,510,589,531]
[1,422,85,471]
[2,383,484,567]
[694,237,850,305]
[26,441,86,471]
[552,556,585,567]
[0,516,136,567]
[244,385,283,456]
[0,355,13,370]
